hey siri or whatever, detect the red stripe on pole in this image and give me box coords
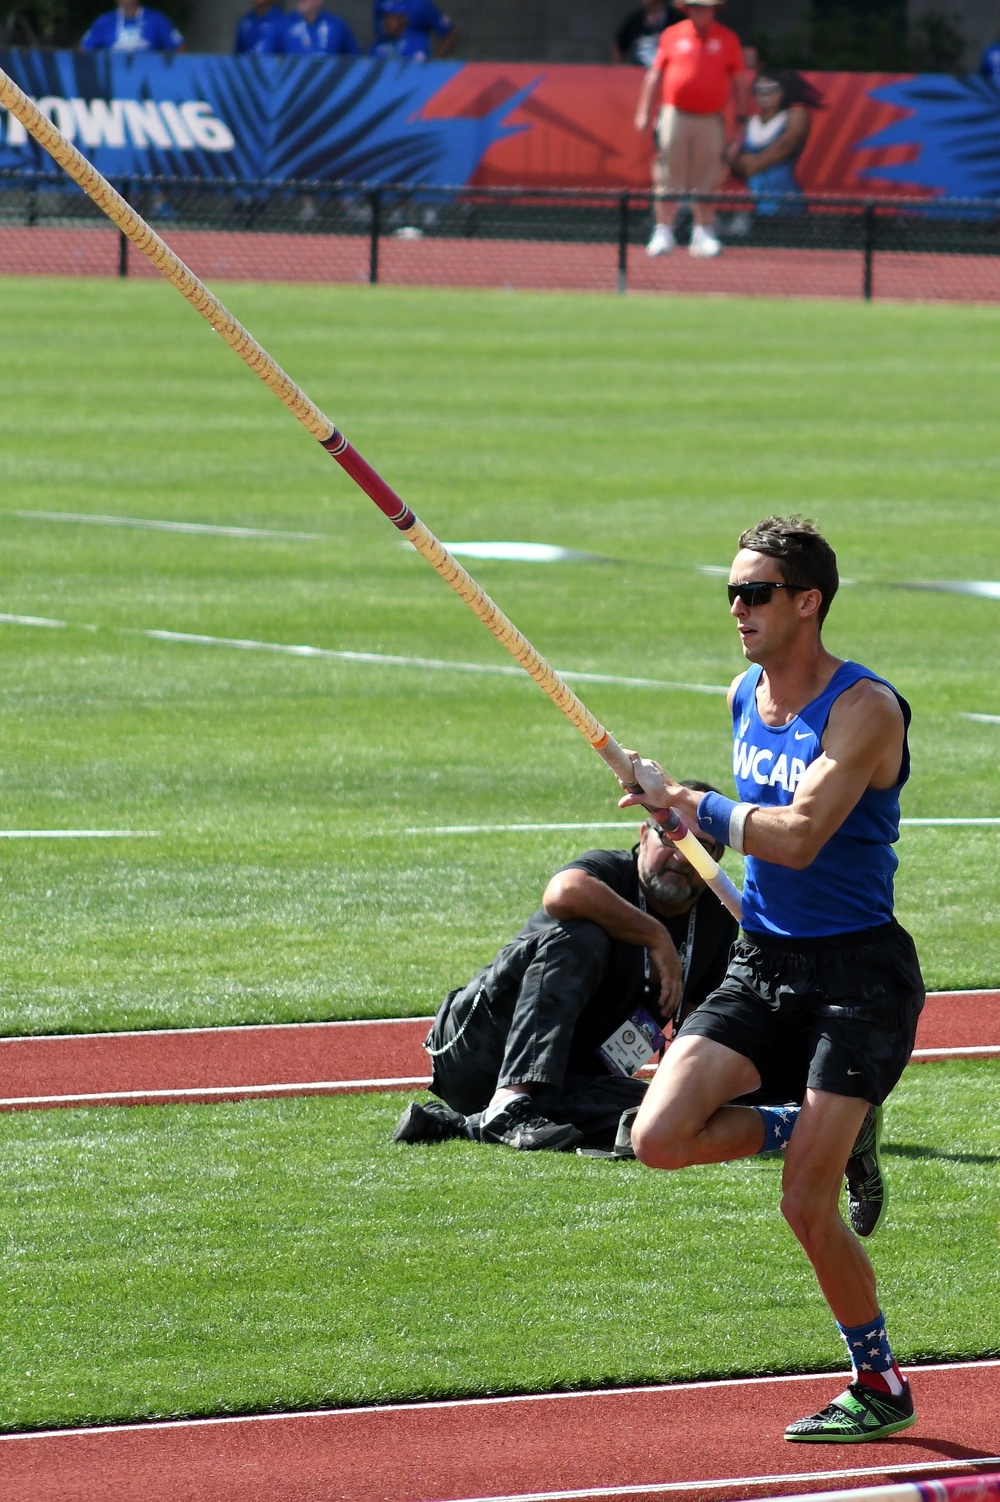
[321,431,415,529]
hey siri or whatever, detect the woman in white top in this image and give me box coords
[727,70,823,215]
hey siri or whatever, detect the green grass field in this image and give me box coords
[0,278,998,1426]
[1,1063,997,1430]
[1,280,998,1031]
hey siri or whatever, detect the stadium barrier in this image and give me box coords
[3,171,1000,303]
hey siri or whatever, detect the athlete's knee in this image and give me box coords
[780,1180,843,1247]
[631,1115,699,1171]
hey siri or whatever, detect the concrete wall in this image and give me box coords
[183,0,809,60]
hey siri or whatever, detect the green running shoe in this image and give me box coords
[846,1104,887,1239]
[785,1380,916,1443]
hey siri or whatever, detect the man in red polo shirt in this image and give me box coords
[634,0,749,258]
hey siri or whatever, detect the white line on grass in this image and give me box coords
[143,630,729,694]
[900,580,1000,600]
[899,817,1000,825]
[4,610,1000,721]
[0,612,67,628]
[403,819,1000,836]
[13,510,320,541]
[439,541,607,564]
[0,830,159,839]
[404,821,646,835]
[0,1360,995,1440]
[438,1456,1000,1502]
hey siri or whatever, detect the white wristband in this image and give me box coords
[729,803,754,856]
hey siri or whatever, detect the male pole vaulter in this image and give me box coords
[619,516,925,1442]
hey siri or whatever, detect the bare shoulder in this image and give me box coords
[825,678,904,776]
[831,676,903,727]
[726,668,748,711]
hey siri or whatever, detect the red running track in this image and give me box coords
[3,226,1000,302]
[0,1360,997,1502]
[0,991,996,1112]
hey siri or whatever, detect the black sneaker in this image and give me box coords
[785,1379,915,1443]
[479,1096,583,1151]
[393,1100,467,1144]
[846,1104,887,1238]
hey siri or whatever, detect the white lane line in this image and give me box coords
[911,1045,1000,1059]
[3,607,999,722]
[404,822,646,836]
[0,1076,432,1109]
[13,510,320,542]
[143,630,729,694]
[0,830,159,839]
[0,1048,989,1110]
[0,611,67,628]
[1,1359,995,1439]
[402,820,1000,836]
[0,1016,435,1044]
[438,1457,1000,1502]
[900,818,1000,826]
[900,580,1000,600]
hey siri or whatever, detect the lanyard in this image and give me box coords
[638,888,697,994]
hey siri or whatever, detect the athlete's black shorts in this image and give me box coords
[677,919,925,1106]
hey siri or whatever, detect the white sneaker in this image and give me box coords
[646,223,675,257]
[689,225,722,258]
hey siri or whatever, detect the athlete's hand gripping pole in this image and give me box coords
[0,68,742,925]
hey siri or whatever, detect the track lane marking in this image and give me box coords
[0,1046,994,1110]
[0,1076,432,1109]
[0,1359,996,1439]
[0,1016,435,1044]
[910,1045,1000,1058]
[434,1456,1000,1502]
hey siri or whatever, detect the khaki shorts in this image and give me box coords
[654,106,726,196]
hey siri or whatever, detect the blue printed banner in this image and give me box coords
[0,48,531,185]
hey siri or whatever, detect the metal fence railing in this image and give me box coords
[3,172,1000,302]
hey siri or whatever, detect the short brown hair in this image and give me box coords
[738,515,839,625]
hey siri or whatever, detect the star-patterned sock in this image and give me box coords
[837,1312,906,1396]
[753,1104,801,1154]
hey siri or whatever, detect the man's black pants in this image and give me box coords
[425,917,647,1146]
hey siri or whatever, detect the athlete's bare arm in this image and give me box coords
[620,679,905,871]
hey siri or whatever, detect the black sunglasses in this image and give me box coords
[727,581,801,607]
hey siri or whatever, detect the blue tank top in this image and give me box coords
[731,661,911,938]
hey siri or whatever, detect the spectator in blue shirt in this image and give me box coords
[81,0,183,51]
[980,32,1000,86]
[235,1,286,54]
[372,0,454,56]
[371,0,429,58]
[281,0,360,54]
